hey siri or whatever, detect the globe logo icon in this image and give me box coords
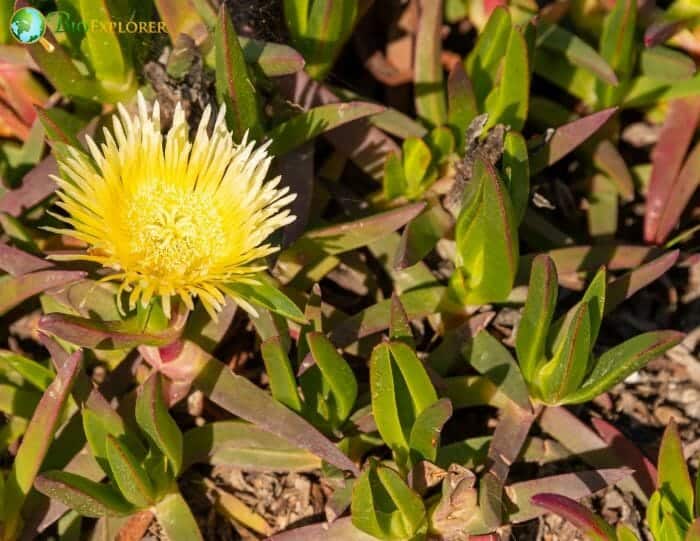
[9,7,46,45]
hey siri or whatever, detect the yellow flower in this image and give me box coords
[49,93,296,318]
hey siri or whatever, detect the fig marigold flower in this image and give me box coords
[49,93,296,318]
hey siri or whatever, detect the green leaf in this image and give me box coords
[567,330,684,404]
[238,37,306,77]
[414,0,447,126]
[79,0,129,86]
[105,435,156,508]
[641,46,697,82]
[223,275,306,324]
[485,26,530,131]
[303,0,358,80]
[389,294,414,347]
[306,331,357,426]
[502,131,530,224]
[135,372,183,475]
[516,254,558,384]
[597,0,637,107]
[370,342,437,468]
[351,461,426,540]
[383,152,407,199]
[408,398,452,465]
[616,523,641,541]
[1,352,81,539]
[466,7,512,106]
[261,336,303,413]
[268,102,385,156]
[0,352,53,391]
[153,490,204,541]
[470,331,531,411]
[451,154,519,305]
[183,420,322,472]
[660,420,695,522]
[82,408,136,479]
[536,22,618,85]
[34,471,134,518]
[403,137,434,198]
[215,6,262,141]
[538,303,592,404]
[447,63,478,151]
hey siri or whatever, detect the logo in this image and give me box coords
[9,7,53,51]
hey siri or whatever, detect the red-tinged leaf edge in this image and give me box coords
[530,108,618,174]
[591,417,657,497]
[531,493,616,540]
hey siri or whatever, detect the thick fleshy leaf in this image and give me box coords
[466,7,512,105]
[516,254,558,384]
[567,331,684,404]
[0,351,53,391]
[306,331,357,425]
[105,435,155,508]
[79,0,130,86]
[215,6,262,141]
[469,331,531,411]
[484,25,530,131]
[278,203,426,282]
[370,342,437,468]
[408,398,452,465]
[645,98,700,244]
[531,493,616,540]
[447,63,478,150]
[597,0,637,107]
[641,46,696,82]
[2,351,82,538]
[0,270,86,316]
[593,140,635,202]
[539,302,591,404]
[389,293,414,347]
[605,250,679,314]
[329,285,446,348]
[192,348,358,475]
[238,37,305,76]
[658,420,694,522]
[351,461,426,540]
[223,274,305,324]
[656,140,700,244]
[153,0,208,46]
[507,468,633,523]
[38,310,185,350]
[135,372,183,475]
[452,154,518,305]
[591,417,657,497]
[34,471,134,518]
[530,108,618,174]
[183,421,322,472]
[261,336,303,412]
[414,0,446,126]
[0,242,50,276]
[268,102,385,156]
[268,517,375,541]
[502,131,529,224]
[152,491,203,541]
[536,22,618,85]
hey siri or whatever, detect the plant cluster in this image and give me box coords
[1,0,700,540]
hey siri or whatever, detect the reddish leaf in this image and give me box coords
[0,156,58,217]
[591,417,657,497]
[0,270,86,316]
[531,493,616,540]
[531,108,618,174]
[645,97,700,244]
[0,242,51,275]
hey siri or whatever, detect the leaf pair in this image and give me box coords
[370,339,446,471]
[516,254,682,405]
[262,289,358,435]
[35,373,184,516]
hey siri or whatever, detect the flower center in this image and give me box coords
[123,181,225,286]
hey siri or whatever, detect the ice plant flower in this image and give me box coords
[49,93,296,318]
